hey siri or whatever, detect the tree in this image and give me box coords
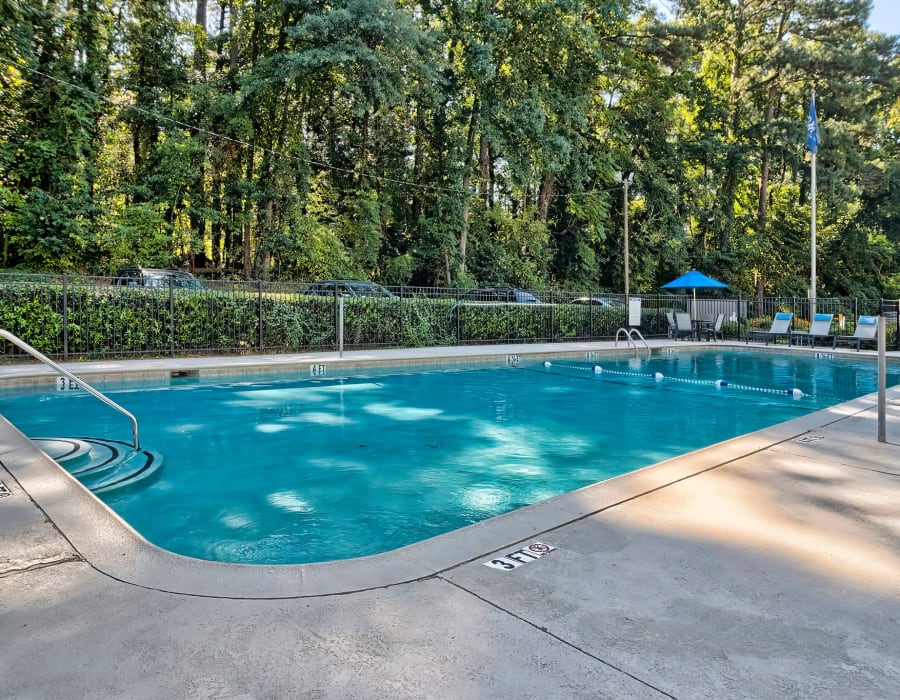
[1,0,115,269]
[674,0,900,296]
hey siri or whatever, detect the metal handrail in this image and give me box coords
[615,327,637,349]
[614,327,650,356]
[0,329,140,449]
[628,328,650,351]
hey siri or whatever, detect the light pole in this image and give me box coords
[615,171,634,312]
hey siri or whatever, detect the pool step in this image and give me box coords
[32,437,163,494]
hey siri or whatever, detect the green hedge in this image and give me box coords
[5,278,891,359]
[0,282,648,359]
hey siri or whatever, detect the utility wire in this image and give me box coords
[14,62,622,203]
[19,64,469,195]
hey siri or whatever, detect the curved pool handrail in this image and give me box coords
[614,327,650,356]
[0,329,140,450]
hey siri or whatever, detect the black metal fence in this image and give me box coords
[0,272,897,362]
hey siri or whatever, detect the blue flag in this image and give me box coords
[806,93,819,154]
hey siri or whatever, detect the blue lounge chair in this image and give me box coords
[747,312,793,345]
[832,315,878,351]
[790,313,834,347]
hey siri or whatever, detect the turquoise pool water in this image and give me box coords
[2,350,897,564]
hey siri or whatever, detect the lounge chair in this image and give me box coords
[790,313,834,347]
[832,315,878,351]
[701,313,725,342]
[746,312,793,345]
[674,312,694,340]
[665,311,677,338]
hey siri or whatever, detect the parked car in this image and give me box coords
[447,286,545,320]
[570,296,624,307]
[305,280,395,298]
[113,267,204,289]
[461,287,543,304]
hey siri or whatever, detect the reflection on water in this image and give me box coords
[2,351,896,564]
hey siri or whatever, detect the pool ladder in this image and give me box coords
[615,327,650,356]
[0,329,140,449]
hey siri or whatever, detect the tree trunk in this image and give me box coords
[243,148,254,279]
[358,108,370,185]
[459,98,479,274]
[720,0,746,255]
[538,176,555,221]
[479,134,490,205]
[229,1,239,72]
[757,98,775,234]
[190,2,208,249]
[194,0,207,75]
[757,11,788,241]
[410,100,424,225]
[211,168,223,271]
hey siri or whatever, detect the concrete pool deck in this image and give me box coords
[1,341,899,698]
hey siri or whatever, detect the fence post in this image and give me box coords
[169,284,175,357]
[333,285,339,351]
[338,296,344,357]
[550,292,555,342]
[654,294,660,337]
[455,287,461,346]
[506,295,511,343]
[399,284,404,345]
[258,280,264,351]
[878,316,886,442]
[589,291,594,339]
[62,273,69,361]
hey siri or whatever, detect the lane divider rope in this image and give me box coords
[542,361,805,398]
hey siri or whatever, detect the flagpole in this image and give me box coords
[811,149,816,316]
[808,89,818,318]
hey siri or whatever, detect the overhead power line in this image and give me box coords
[13,62,619,203]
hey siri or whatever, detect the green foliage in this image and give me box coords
[0,277,674,359]
[338,190,383,274]
[104,203,179,268]
[2,0,899,299]
[448,301,628,343]
[467,205,550,287]
[380,254,416,285]
[1,0,114,270]
[0,283,63,351]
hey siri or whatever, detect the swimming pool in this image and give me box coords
[2,349,897,565]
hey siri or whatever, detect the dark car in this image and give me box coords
[113,267,204,289]
[461,287,543,304]
[570,296,624,307]
[305,280,395,298]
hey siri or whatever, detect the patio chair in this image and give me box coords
[701,313,725,342]
[665,311,677,338]
[746,312,793,345]
[674,312,694,340]
[790,313,834,347]
[832,315,878,351]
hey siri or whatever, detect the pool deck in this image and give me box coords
[2,340,899,698]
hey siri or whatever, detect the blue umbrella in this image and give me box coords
[661,270,728,291]
[661,270,728,314]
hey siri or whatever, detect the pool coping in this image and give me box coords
[2,341,898,598]
[3,338,893,388]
